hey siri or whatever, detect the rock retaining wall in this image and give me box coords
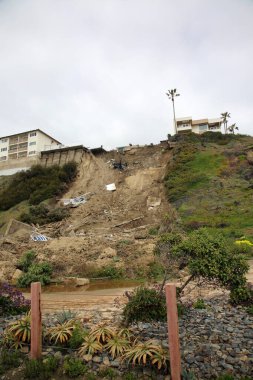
[130,299,253,379]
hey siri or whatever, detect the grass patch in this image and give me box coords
[165,136,253,240]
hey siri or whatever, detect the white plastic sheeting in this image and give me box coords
[106,183,116,191]
[63,194,87,207]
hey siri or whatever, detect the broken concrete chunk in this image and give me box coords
[12,269,23,283]
[146,196,161,208]
[5,219,33,236]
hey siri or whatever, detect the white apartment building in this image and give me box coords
[176,117,222,134]
[0,129,61,163]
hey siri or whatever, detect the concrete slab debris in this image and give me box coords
[4,219,33,236]
[147,196,161,209]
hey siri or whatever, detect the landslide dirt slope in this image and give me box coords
[0,144,173,281]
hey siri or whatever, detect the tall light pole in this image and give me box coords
[166,88,180,135]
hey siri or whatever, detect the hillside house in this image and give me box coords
[0,129,61,175]
[176,117,222,134]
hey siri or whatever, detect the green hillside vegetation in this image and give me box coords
[0,162,77,211]
[0,162,77,232]
[165,133,253,240]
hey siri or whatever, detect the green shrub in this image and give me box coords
[0,349,23,370]
[86,373,97,380]
[68,324,88,349]
[172,228,252,305]
[193,298,206,309]
[123,373,138,380]
[98,367,117,379]
[0,162,77,211]
[20,204,70,225]
[159,232,183,246]
[148,227,159,236]
[246,305,253,315]
[182,370,196,380]
[147,261,165,279]
[17,262,53,287]
[24,356,58,380]
[95,265,125,279]
[17,250,37,272]
[63,357,87,378]
[215,375,234,380]
[123,287,166,325]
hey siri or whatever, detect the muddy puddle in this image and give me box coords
[38,279,143,294]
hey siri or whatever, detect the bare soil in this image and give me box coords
[0,144,173,282]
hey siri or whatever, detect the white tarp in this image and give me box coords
[106,183,116,191]
[63,194,87,207]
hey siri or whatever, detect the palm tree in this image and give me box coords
[166,89,180,134]
[221,112,231,134]
[228,123,239,134]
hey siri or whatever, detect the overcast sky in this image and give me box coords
[0,0,252,149]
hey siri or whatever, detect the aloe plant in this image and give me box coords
[47,319,76,345]
[78,335,103,356]
[122,340,160,366]
[89,325,114,344]
[7,313,31,344]
[104,334,130,359]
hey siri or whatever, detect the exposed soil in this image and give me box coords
[0,144,173,281]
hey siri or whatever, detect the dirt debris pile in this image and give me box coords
[0,144,172,281]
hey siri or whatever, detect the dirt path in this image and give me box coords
[24,285,136,314]
[22,260,253,315]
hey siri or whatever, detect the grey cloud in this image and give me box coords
[0,0,252,149]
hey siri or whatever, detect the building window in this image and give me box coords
[29,141,36,146]
[9,137,18,144]
[9,144,18,151]
[19,134,28,142]
[30,132,37,137]
[199,124,208,131]
[19,143,28,150]
[1,139,7,143]
[18,152,27,158]
[0,156,7,161]
[29,151,36,155]
[1,147,7,152]
[9,153,17,159]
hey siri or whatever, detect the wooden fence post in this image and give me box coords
[165,283,181,380]
[31,282,42,359]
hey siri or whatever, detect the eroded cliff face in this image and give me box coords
[0,143,173,281]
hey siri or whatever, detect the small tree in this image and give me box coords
[221,112,231,134]
[228,123,239,134]
[172,228,252,305]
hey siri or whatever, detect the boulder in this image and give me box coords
[12,269,23,283]
[100,247,117,259]
[147,196,161,208]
